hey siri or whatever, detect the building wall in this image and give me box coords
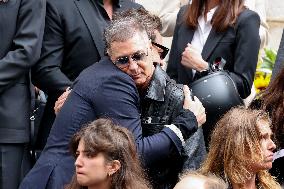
[266,0,284,50]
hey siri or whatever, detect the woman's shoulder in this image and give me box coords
[176,4,189,23]
[237,8,260,23]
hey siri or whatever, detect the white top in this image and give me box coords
[191,6,218,75]
[273,149,284,162]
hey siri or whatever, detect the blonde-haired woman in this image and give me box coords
[200,107,281,189]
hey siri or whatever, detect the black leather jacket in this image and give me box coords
[140,65,207,189]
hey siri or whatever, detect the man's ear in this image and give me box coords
[108,160,121,175]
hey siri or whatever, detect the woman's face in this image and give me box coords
[250,119,276,172]
[74,140,112,187]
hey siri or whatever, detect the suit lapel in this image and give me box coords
[74,0,106,57]
[201,29,226,61]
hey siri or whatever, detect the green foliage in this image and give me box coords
[257,48,277,71]
[254,48,277,93]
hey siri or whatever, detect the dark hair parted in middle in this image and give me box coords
[184,0,245,32]
[67,118,151,189]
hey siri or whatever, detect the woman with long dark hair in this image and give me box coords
[167,0,261,144]
[65,118,151,189]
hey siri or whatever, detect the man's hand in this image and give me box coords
[181,43,208,72]
[183,85,206,127]
[54,87,71,115]
[0,0,9,2]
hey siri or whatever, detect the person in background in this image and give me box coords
[66,118,151,189]
[131,0,188,56]
[166,0,260,144]
[174,172,228,189]
[200,107,281,189]
[245,0,268,49]
[132,0,188,37]
[0,0,45,188]
[32,0,142,154]
[243,0,269,106]
[251,66,284,186]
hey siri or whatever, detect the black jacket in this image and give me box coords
[0,0,45,143]
[141,65,207,189]
[31,0,142,148]
[167,6,260,99]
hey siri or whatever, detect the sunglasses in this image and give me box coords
[151,42,169,59]
[113,51,148,68]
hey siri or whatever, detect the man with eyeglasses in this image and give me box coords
[20,9,205,189]
[109,8,206,188]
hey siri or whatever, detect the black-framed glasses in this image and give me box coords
[151,42,169,59]
[113,51,148,68]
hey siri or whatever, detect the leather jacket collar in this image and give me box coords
[145,65,168,102]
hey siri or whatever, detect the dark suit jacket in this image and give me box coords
[19,57,183,189]
[167,6,260,99]
[31,0,142,148]
[272,29,284,79]
[0,0,45,143]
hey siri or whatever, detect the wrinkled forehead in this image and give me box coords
[109,33,150,56]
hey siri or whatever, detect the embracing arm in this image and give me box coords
[93,74,186,166]
[0,0,46,93]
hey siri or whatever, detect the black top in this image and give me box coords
[141,65,206,189]
[30,0,142,149]
[32,0,142,95]
[0,0,45,143]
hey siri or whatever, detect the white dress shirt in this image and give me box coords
[191,6,218,75]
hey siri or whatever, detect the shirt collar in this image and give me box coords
[144,65,167,102]
[207,6,218,21]
[199,6,218,23]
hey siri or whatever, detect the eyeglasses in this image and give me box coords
[151,42,169,59]
[113,51,148,69]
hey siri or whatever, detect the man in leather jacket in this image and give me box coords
[54,9,206,189]
[107,11,207,188]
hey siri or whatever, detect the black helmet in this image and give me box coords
[190,70,244,146]
[190,71,243,116]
